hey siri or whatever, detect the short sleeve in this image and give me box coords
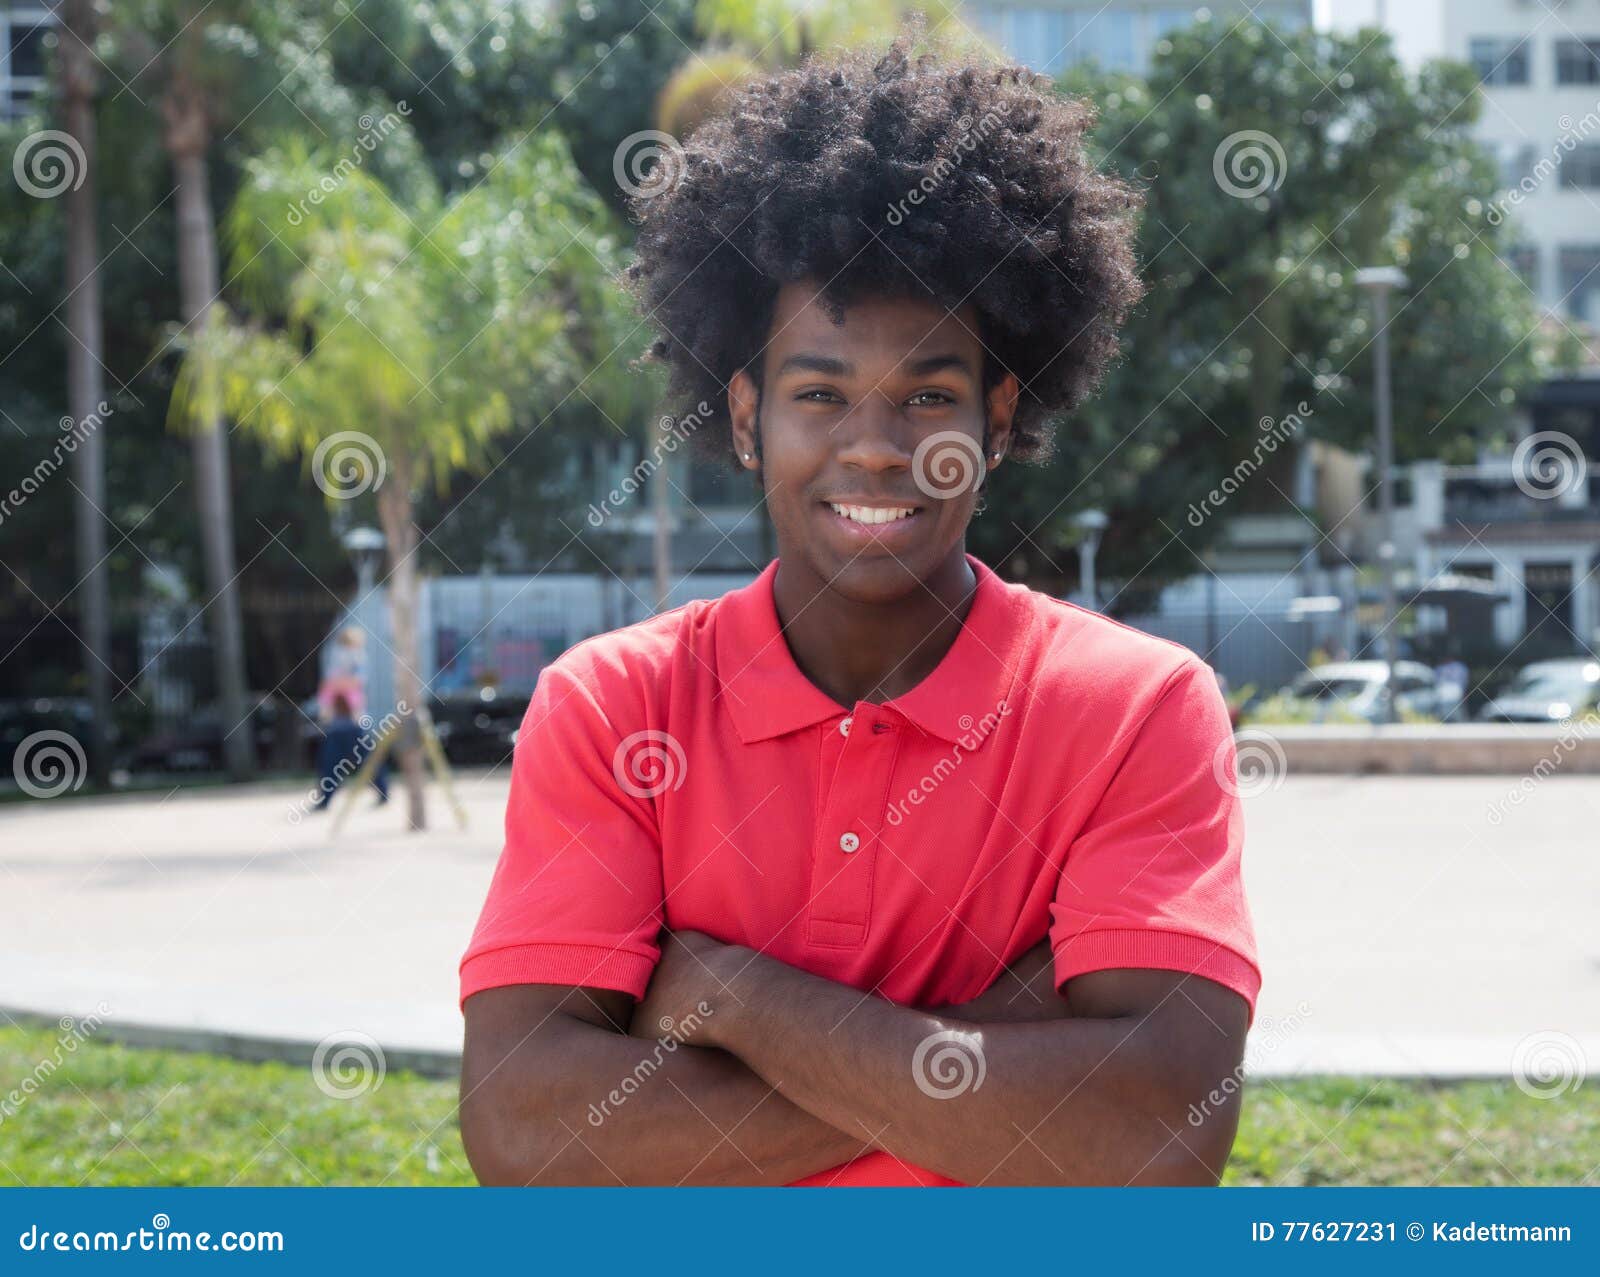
[1049,658,1261,1018]
[458,660,664,1008]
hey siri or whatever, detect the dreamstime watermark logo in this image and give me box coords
[12,730,88,798]
[0,1004,110,1127]
[1214,729,1286,798]
[586,1002,715,1127]
[1512,431,1586,501]
[1213,130,1286,200]
[12,129,87,198]
[1487,100,1600,226]
[284,102,411,226]
[885,108,1004,225]
[1511,1030,1586,1099]
[1485,709,1600,827]
[911,431,984,500]
[312,431,386,499]
[912,1029,986,1099]
[311,1031,386,1099]
[0,400,112,530]
[1187,401,1312,528]
[886,700,1012,826]
[1189,999,1312,1127]
[614,130,686,199]
[612,729,687,798]
[586,400,713,527]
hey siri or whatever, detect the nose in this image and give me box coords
[833,388,912,473]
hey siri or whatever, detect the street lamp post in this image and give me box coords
[1072,509,1108,610]
[1354,266,1407,724]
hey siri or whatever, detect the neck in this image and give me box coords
[771,545,978,708]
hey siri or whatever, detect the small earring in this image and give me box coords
[743,452,751,461]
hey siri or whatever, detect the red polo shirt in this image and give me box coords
[460,552,1259,1186]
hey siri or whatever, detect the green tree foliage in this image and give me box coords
[969,18,1542,592]
[171,129,651,821]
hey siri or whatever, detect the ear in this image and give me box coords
[984,370,1020,467]
[728,368,760,469]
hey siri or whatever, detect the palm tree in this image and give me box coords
[112,0,284,778]
[172,133,648,828]
[59,0,111,785]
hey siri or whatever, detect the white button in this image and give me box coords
[839,715,853,736]
[838,831,860,853]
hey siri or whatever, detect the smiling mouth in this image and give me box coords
[826,502,920,525]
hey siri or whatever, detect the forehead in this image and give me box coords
[762,280,982,369]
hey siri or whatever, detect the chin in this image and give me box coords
[814,546,937,603]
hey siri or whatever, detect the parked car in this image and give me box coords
[1282,661,1454,724]
[1477,658,1600,723]
[430,686,531,765]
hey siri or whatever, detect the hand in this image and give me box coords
[936,938,1071,1024]
[631,929,739,1046]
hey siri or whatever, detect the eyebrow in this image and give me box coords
[773,351,976,379]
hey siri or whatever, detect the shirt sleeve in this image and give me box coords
[458,659,665,1008]
[1049,657,1261,1019]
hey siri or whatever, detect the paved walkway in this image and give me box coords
[2,772,1595,1076]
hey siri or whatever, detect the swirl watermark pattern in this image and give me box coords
[12,730,88,798]
[1214,729,1287,799]
[1512,431,1586,501]
[13,130,87,198]
[911,431,984,499]
[311,1031,387,1099]
[1511,1031,1586,1099]
[1213,130,1286,200]
[614,130,685,199]
[912,1029,987,1099]
[612,730,687,798]
[312,431,387,499]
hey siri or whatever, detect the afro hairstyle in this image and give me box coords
[622,26,1144,467]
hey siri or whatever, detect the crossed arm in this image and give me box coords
[459,930,1249,1186]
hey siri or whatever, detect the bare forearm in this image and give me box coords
[700,948,1237,1185]
[462,1017,863,1185]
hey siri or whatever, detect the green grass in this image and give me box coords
[0,1026,1592,1186]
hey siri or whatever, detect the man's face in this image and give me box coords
[728,280,1017,603]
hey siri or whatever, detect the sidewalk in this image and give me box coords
[2,772,1596,1077]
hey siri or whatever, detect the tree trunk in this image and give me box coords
[163,80,253,779]
[377,449,428,830]
[61,0,110,786]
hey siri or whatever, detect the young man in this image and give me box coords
[458,33,1259,1187]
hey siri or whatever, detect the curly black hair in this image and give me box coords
[622,26,1144,467]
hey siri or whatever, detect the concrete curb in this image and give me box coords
[0,1004,463,1081]
[9,1003,1589,1083]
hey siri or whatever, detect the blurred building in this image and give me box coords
[1323,1,1600,659]
[1327,0,1600,323]
[1,3,52,120]
[962,0,1311,74]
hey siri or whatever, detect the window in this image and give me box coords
[1077,13,1137,73]
[1,10,53,122]
[1150,8,1198,43]
[1490,139,1537,190]
[1560,144,1600,190]
[1507,245,1539,292]
[1556,38,1600,86]
[1470,38,1530,85]
[1558,245,1600,324]
[1006,9,1074,75]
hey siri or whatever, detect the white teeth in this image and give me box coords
[830,504,916,525]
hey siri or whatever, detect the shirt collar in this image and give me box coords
[715,553,1030,749]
